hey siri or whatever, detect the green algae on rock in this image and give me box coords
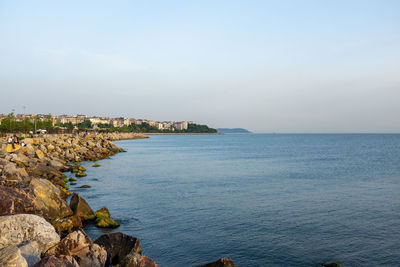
[75,171,87,178]
[51,217,73,233]
[95,207,110,218]
[69,177,76,182]
[94,207,119,228]
[92,164,101,167]
[96,216,120,228]
[79,185,91,188]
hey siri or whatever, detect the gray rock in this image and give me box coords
[0,214,60,253]
[2,163,22,183]
[118,252,141,267]
[0,245,28,267]
[18,241,41,267]
[48,159,64,170]
[73,243,105,267]
[11,153,31,168]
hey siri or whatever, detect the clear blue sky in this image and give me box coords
[1,0,399,132]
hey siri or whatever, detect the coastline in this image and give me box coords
[145,132,223,135]
[0,132,234,267]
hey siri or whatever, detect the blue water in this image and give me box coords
[71,134,400,266]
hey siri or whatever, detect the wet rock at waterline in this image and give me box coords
[95,232,141,264]
[69,193,95,221]
[198,257,236,267]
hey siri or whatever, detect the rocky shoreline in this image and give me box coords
[0,132,235,267]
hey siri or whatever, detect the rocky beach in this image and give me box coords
[0,132,234,267]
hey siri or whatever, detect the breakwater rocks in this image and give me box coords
[0,132,235,266]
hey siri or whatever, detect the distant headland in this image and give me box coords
[217,128,252,133]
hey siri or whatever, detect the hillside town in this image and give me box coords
[0,113,193,131]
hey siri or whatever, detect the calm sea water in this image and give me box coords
[72,134,400,266]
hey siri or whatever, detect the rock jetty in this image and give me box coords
[0,132,235,266]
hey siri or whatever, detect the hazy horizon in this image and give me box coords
[1,1,399,133]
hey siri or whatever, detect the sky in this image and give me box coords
[0,0,399,133]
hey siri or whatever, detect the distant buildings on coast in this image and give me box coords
[0,113,192,131]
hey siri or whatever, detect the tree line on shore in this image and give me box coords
[0,113,217,134]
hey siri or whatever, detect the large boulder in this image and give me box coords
[0,186,40,215]
[21,144,36,158]
[137,256,159,267]
[73,242,105,267]
[95,232,141,265]
[16,168,30,182]
[29,178,73,220]
[198,257,236,267]
[118,254,159,267]
[0,214,60,254]
[32,255,79,267]
[118,252,141,267]
[26,164,61,180]
[48,159,64,170]
[45,230,91,256]
[10,153,31,167]
[0,199,14,215]
[0,245,28,267]
[69,193,95,220]
[44,230,106,267]
[1,163,23,183]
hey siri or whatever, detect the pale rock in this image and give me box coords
[11,153,30,167]
[2,163,22,182]
[18,241,41,267]
[0,245,28,267]
[0,214,60,253]
[48,159,64,170]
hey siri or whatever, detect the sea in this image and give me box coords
[71,134,400,266]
